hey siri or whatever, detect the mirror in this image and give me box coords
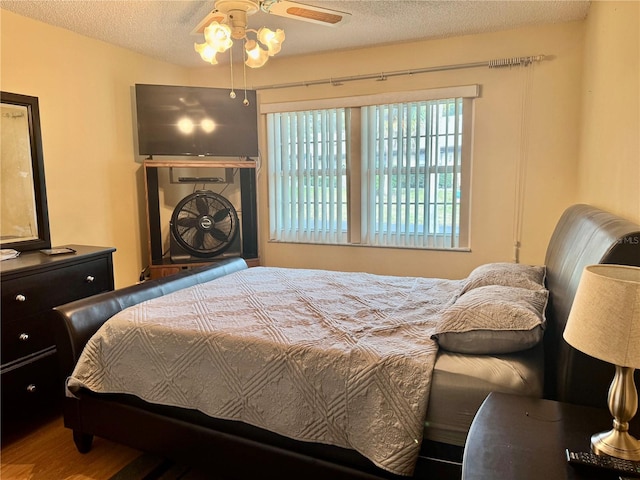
[1,91,51,252]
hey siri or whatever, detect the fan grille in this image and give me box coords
[170,191,239,258]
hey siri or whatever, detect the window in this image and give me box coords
[265,86,476,250]
[267,109,348,244]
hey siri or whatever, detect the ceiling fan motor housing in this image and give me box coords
[216,0,260,39]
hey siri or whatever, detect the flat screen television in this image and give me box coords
[135,84,258,157]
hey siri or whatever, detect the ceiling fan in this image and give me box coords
[192,0,351,67]
[192,0,351,36]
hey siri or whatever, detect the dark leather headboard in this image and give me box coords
[543,204,640,408]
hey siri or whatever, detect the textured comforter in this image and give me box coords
[67,267,463,476]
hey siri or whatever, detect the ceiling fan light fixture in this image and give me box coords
[194,0,293,68]
[244,39,269,68]
[257,27,285,56]
[194,0,350,68]
[194,42,219,64]
[203,21,233,52]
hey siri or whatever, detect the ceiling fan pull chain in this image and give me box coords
[229,44,236,98]
[242,45,250,106]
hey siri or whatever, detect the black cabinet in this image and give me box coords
[0,245,115,435]
[143,159,259,279]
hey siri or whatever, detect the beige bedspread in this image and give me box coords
[67,267,463,476]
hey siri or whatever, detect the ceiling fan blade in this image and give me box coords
[190,10,227,36]
[262,1,350,26]
[212,208,231,222]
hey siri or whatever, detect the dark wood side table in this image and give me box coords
[462,392,638,480]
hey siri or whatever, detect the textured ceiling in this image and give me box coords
[1,0,591,68]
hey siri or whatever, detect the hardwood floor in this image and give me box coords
[1,414,141,480]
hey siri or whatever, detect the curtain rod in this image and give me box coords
[254,55,547,91]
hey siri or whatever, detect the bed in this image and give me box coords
[53,204,640,479]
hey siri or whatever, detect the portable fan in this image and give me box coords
[170,191,239,258]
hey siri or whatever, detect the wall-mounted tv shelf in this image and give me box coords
[143,159,259,279]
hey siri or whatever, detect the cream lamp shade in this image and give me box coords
[563,264,640,368]
[563,264,640,460]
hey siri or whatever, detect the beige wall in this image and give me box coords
[577,0,640,223]
[1,10,189,287]
[2,3,633,287]
[191,21,585,279]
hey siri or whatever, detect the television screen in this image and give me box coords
[135,84,258,157]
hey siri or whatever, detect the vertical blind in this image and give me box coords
[265,85,476,250]
[361,98,464,248]
[267,109,348,244]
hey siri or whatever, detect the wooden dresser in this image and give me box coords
[0,245,115,434]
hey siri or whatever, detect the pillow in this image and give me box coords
[461,262,546,294]
[432,285,548,354]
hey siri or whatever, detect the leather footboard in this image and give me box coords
[64,390,419,480]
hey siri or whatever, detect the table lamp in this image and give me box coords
[563,264,640,461]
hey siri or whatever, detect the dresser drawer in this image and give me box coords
[1,350,61,423]
[0,246,114,435]
[1,313,55,365]
[1,257,112,320]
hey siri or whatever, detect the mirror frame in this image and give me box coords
[1,91,51,252]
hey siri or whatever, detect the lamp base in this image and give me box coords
[591,429,640,461]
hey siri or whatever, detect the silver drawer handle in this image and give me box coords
[15,294,26,302]
[26,384,37,393]
[85,275,95,283]
[19,333,29,341]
